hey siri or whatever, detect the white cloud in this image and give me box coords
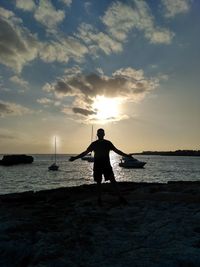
[0,7,38,72]
[34,0,65,31]
[42,83,53,93]
[15,0,66,32]
[64,66,82,76]
[0,6,88,72]
[37,97,53,105]
[0,101,32,117]
[15,0,36,11]
[59,0,72,7]
[162,0,191,18]
[77,23,122,56]
[102,1,137,42]
[39,36,88,64]
[84,2,92,13]
[145,28,174,44]
[10,75,29,89]
[102,0,174,44]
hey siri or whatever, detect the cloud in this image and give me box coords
[64,65,82,76]
[0,101,32,117]
[37,97,53,104]
[43,67,159,122]
[39,36,88,64]
[0,7,87,72]
[59,0,72,7]
[34,0,65,31]
[0,129,16,140]
[77,23,122,56]
[102,0,174,44]
[162,0,191,18]
[15,0,36,11]
[72,107,96,116]
[16,0,67,33]
[84,1,92,14]
[10,75,29,89]
[15,0,66,32]
[0,7,38,72]
[145,28,174,45]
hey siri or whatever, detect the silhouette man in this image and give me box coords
[69,128,131,205]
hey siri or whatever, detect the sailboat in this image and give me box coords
[81,125,94,162]
[48,136,59,171]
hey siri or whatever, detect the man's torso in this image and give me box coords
[88,139,114,168]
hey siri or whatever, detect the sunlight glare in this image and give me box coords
[92,96,121,121]
[50,135,60,150]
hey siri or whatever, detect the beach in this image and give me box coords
[1,181,200,267]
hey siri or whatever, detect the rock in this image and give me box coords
[1,182,200,266]
[0,155,34,166]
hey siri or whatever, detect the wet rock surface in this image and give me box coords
[0,182,200,267]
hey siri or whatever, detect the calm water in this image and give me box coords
[0,154,200,195]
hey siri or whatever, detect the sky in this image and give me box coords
[0,0,199,154]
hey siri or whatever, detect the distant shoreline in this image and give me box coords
[133,150,200,157]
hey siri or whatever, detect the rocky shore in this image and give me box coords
[1,181,200,267]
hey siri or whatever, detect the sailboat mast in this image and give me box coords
[55,136,57,164]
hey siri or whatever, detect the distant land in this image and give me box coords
[133,150,200,157]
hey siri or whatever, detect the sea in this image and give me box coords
[0,154,200,195]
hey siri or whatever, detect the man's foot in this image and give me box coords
[119,196,128,205]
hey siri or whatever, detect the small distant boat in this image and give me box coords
[48,137,59,171]
[119,156,146,168]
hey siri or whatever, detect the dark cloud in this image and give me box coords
[0,133,15,140]
[51,67,158,101]
[0,9,38,72]
[72,107,96,116]
[0,102,12,115]
[0,101,31,117]
[55,80,72,94]
[0,19,26,52]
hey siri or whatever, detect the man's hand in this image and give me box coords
[69,156,76,162]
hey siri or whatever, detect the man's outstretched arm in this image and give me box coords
[69,148,91,161]
[112,146,131,158]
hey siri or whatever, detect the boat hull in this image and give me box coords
[48,164,59,171]
[119,162,146,169]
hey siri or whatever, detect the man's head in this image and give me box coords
[97,128,105,140]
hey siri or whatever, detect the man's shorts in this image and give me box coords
[93,166,115,183]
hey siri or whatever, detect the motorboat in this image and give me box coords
[119,156,146,168]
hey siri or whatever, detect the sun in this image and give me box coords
[92,96,121,122]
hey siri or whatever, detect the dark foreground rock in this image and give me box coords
[0,181,200,267]
[0,155,34,166]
